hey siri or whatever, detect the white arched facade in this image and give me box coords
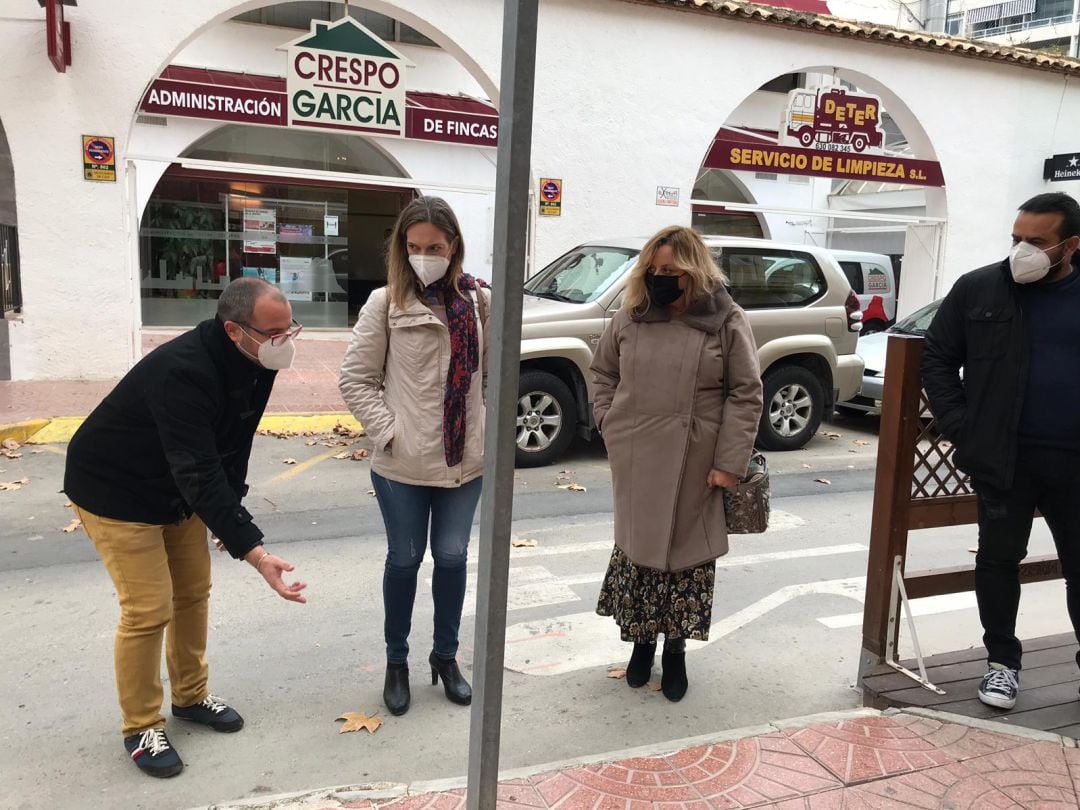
[1,0,1079,378]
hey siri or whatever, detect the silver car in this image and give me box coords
[837,298,942,415]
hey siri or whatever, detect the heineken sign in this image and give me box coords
[281,18,412,137]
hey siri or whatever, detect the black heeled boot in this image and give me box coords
[383,662,411,716]
[429,651,472,706]
[625,642,657,688]
[661,638,688,702]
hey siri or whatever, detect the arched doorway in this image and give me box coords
[130,1,501,329]
[139,123,415,327]
[694,68,947,318]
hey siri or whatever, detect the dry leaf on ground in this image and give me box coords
[853,439,871,446]
[351,449,369,460]
[821,431,842,439]
[305,440,318,447]
[367,490,376,497]
[801,464,812,469]
[282,458,297,465]
[511,538,538,548]
[557,483,587,493]
[606,667,627,679]
[336,711,383,734]
[62,518,81,534]
[333,451,352,460]
[0,477,29,491]
[814,478,832,486]
[1,449,22,459]
[1,439,19,451]
[647,681,663,692]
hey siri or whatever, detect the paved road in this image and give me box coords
[0,414,1072,810]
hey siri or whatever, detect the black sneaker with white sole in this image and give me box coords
[172,694,245,732]
[978,666,1019,709]
[123,727,183,778]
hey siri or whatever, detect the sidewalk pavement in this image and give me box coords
[0,332,351,438]
[199,708,1080,810]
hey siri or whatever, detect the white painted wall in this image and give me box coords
[3,0,1080,379]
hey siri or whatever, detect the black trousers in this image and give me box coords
[972,445,1080,671]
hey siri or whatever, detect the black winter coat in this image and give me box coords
[921,257,1080,489]
[64,318,276,558]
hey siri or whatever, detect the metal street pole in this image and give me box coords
[466,1,539,809]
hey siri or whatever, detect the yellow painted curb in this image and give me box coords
[24,417,88,444]
[258,413,363,435]
[0,419,51,445]
[20,413,363,444]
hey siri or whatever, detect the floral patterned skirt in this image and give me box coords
[595,546,716,643]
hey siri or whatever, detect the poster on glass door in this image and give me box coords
[243,208,277,254]
[279,256,314,302]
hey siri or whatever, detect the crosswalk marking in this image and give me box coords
[816,591,978,629]
[502,577,866,676]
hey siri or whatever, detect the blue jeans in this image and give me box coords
[370,470,483,664]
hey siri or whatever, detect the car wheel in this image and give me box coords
[515,370,578,467]
[852,135,868,152]
[756,365,825,451]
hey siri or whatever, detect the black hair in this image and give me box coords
[1018,192,1080,240]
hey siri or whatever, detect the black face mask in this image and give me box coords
[645,274,684,307]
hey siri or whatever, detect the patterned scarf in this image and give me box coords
[428,273,489,468]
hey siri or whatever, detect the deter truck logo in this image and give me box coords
[282,17,413,138]
[782,86,886,155]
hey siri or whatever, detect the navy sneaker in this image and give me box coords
[123,727,183,778]
[172,694,244,732]
[978,666,1019,709]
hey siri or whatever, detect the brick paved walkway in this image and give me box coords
[0,332,350,423]
[205,710,1080,809]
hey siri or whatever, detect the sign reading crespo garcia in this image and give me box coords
[281,17,413,137]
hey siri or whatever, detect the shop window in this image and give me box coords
[139,172,410,329]
[716,249,826,310]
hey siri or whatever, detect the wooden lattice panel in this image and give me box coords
[911,390,971,500]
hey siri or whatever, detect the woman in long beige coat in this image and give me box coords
[592,225,763,701]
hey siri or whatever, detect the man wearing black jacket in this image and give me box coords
[65,277,307,778]
[923,192,1080,711]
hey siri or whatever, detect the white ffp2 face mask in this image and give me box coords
[256,337,296,370]
[1009,239,1066,284]
[237,328,296,370]
[409,254,450,287]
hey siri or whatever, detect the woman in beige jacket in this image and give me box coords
[339,197,489,717]
[591,226,763,702]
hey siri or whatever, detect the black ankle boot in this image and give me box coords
[383,662,411,716]
[429,651,472,706]
[626,642,657,688]
[661,638,688,702]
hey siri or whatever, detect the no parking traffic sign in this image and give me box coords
[83,136,116,182]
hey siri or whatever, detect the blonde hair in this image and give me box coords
[623,226,727,314]
[386,196,467,309]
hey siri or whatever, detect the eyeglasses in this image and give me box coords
[238,319,303,347]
